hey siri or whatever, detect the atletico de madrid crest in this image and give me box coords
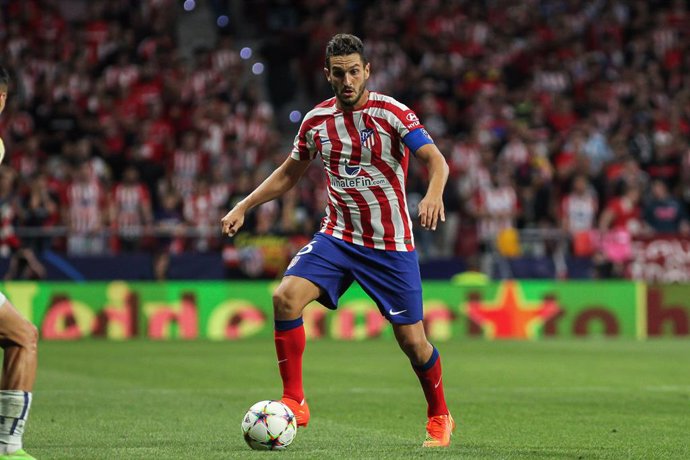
[360,128,375,150]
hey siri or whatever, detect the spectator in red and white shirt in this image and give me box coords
[110,166,154,252]
[473,167,518,244]
[184,176,217,252]
[171,131,208,198]
[62,162,108,255]
[561,174,598,235]
[0,169,20,258]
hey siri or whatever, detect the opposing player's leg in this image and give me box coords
[272,275,320,426]
[0,295,38,460]
[392,322,454,447]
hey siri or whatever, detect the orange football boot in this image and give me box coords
[280,397,310,427]
[422,414,456,447]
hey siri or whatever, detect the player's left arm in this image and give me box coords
[415,143,449,231]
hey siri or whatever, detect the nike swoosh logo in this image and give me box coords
[320,138,330,144]
[434,377,442,389]
[278,359,288,364]
[389,309,407,316]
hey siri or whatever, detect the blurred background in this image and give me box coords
[1,0,690,283]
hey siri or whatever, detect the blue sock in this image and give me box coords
[274,317,304,332]
[413,346,439,372]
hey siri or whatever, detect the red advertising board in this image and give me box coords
[629,236,690,283]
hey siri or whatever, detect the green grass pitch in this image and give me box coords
[28,339,689,459]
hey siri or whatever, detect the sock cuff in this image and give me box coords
[0,391,31,419]
[0,391,28,398]
[275,317,304,332]
[414,346,439,372]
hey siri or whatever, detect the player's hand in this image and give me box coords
[221,206,246,237]
[418,195,445,231]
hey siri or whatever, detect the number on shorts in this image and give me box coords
[296,241,317,255]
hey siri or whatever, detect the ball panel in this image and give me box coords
[265,416,288,437]
[241,411,258,433]
[264,400,291,416]
[248,420,269,442]
[279,423,297,445]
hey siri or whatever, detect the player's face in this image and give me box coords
[325,54,370,109]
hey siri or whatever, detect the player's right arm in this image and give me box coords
[221,157,311,236]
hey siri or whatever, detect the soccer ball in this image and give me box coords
[241,400,297,450]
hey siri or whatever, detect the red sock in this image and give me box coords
[413,347,449,417]
[274,318,306,403]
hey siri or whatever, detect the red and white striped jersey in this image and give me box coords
[474,186,517,241]
[64,181,105,233]
[291,92,427,251]
[112,183,151,235]
[184,191,217,230]
[0,192,19,257]
[171,149,207,198]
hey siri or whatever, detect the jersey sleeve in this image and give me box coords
[386,101,434,153]
[388,101,424,138]
[289,118,317,161]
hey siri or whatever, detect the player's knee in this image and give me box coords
[272,286,303,318]
[397,335,430,363]
[23,321,39,352]
[12,320,39,352]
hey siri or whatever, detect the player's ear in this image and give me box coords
[364,62,370,80]
[324,67,331,83]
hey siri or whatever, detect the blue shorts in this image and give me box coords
[284,233,423,324]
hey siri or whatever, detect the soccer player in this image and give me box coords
[221,34,454,447]
[0,66,39,460]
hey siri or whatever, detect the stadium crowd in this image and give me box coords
[1,0,690,278]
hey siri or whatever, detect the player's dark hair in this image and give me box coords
[0,66,9,89]
[325,34,367,68]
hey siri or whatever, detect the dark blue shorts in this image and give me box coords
[284,233,423,324]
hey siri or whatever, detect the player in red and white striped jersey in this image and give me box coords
[221,34,454,447]
[291,89,428,251]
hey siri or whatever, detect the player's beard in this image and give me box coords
[333,83,365,108]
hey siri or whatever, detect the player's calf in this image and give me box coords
[0,318,38,391]
[0,320,38,391]
[396,335,433,366]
